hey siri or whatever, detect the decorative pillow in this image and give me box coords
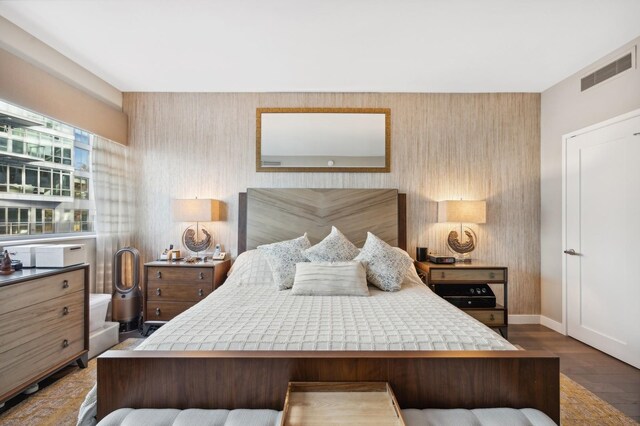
[303,226,359,262]
[291,261,369,296]
[354,232,413,291]
[257,234,311,290]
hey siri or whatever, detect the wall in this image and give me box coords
[0,47,127,145]
[124,92,541,315]
[540,37,640,325]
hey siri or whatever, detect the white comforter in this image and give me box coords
[138,252,514,352]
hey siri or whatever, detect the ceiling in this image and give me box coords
[1,0,639,93]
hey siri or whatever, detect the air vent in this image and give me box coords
[581,52,634,91]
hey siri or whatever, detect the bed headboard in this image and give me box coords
[238,188,406,254]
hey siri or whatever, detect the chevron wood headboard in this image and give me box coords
[238,188,406,254]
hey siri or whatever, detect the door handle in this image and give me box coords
[564,249,580,256]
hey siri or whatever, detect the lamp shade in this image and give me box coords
[172,199,220,222]
[438,200,486,224]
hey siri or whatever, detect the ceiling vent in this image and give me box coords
[581,50,634,92]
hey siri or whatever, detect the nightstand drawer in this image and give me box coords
[430,269,505,282]
[147,283,213,301]
[465,310,505,326]
[147,267,213,284]
[146,301,194,322]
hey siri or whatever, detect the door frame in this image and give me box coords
[561,108,640,336]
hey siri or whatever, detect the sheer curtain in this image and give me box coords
[92,136,133,294]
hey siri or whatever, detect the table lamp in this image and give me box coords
[437,200,486,262]
[172,198,221,258]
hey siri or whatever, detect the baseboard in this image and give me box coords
[540,315,565,334]
[508,314,540,324]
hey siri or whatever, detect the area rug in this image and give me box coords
[0,340,636,425]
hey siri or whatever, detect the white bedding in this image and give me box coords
[137,251,514,352]
[77,251,514,425]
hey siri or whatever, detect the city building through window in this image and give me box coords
[0,100,95,237]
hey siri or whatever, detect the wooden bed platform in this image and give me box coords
[97,189,559,423]
[97,350,559,422]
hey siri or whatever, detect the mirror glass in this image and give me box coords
[257,108,390,172]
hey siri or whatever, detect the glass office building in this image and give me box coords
[0,100,94,237]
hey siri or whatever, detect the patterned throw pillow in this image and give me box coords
[257,234,311,290]
[354,232,413,291]
[291,261,369,296]
[303,226,359,262]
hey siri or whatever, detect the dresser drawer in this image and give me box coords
[147,282,213,302]
[147,267,213,284]
[465,310,505,326]
[0,269,84,316]
[430,268,505,283]
[146,301,195,322]
[0,290,84,353]
[0,316,84,394]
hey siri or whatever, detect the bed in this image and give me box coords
[94,189,559,423]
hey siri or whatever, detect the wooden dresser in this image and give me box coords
[0,265,89,404]
[143,260,230,332]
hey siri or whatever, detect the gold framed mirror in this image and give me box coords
[256,108,390,173]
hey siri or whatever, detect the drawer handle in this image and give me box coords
[490,314,495,321]
[440,272,445,279]
[155,307,161,316]
[199,272,205,280]
[156,271,162,279]
[62,280,69,289]
[62,339,69,348]
[156,288,161,296]
[489,272,495,279]
[198,288,204,297]
[62,306,69,315]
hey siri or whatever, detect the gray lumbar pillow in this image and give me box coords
[354,232,413,292]
[257,234,311,290]
[303,226,359,262]
[291,261,369,296]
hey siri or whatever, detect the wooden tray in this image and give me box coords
[281,382,405,426]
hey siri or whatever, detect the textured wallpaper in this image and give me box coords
[123,92,540,314]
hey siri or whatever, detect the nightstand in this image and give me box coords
[414,261,508,338]
[143,259,231,334]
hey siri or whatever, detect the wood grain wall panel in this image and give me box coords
[123,93,540,314]
[246,188,398,250]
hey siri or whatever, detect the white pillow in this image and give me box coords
[227,250,274,286]
[257,234,311,290]
[354,232,413,292]
[303,226,359,262]
[291,261,369,296]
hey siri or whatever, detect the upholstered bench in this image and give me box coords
[97,407,556,425]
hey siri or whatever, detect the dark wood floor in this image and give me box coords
[509,324,640,422]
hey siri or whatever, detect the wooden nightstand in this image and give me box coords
[414,261,508,338]
[143,259,231,333]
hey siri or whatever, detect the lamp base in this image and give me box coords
[446,226,478,261]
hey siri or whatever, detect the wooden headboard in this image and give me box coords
[238,188,406,254]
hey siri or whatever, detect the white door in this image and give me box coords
[565,112,640,369]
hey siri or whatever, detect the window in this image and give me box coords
[74,177,89,199]
[73,209,91,232]
[33,208,54,234]
[74,147,90,171]
[0,99,96,238]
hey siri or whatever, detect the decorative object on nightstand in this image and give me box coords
[437,200,486,262]
[143,259,231,334]
[415,261,508,338]
[172,198,221,257]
